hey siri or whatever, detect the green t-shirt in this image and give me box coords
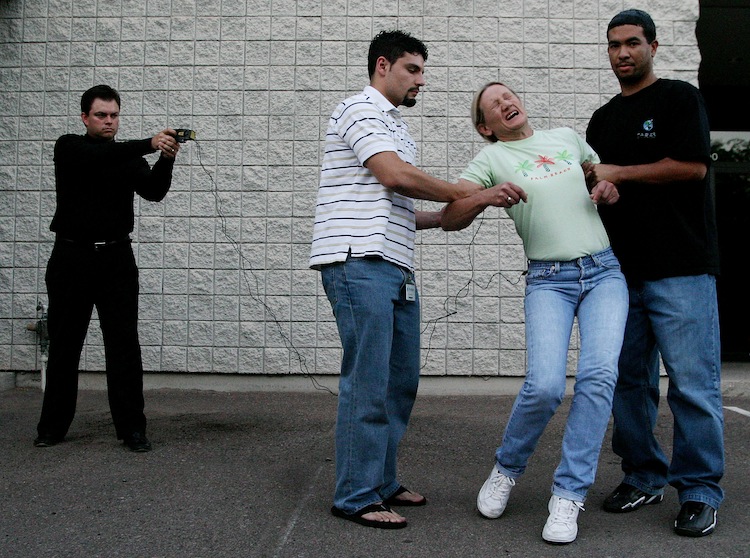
[461,128,611,261]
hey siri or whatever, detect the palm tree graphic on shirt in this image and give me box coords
[555,150,573,164]
[535,155,555,172]
[514,160,535,177]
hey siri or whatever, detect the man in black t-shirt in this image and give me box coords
[585,10,724,538]
[34,85,180,452]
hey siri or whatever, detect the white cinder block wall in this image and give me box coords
[0,0,700,380]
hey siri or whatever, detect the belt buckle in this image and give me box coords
[94,240,107,250]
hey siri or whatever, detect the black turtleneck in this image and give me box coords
[50,134,174,241]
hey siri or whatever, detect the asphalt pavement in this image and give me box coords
[2,367,749,558]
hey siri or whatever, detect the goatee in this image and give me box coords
[402,97,417,108]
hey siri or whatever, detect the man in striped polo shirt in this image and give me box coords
[310,30,479,529]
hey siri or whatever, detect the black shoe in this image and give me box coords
[603,482,663,513]
[33,434,63,447]
[674,502,717,537]
[123,432,152,452]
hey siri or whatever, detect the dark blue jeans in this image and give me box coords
[612,274,724,509]
[37,238,146,440]
[321,256,421,514]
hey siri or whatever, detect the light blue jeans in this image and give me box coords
[321,256,420,514]
[495,248,628,502]
[612,274,724,510]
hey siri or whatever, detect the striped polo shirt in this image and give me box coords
[309,86,417,271]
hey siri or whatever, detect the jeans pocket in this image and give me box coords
[321,265,338,308]
[593,248,622,271]
[526,265,557,283]
[597,256,622,272]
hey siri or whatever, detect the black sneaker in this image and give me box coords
[603,482,663,513]
[33,434,63,447]
[674,502,717,537]
[123,432,152,452]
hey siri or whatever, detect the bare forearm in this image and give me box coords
[389,165,479,202]
[416,209,444,230]
[366,152,480,202]
[442,181,527,231]
[441,192,490,231]
[592,158,707,186]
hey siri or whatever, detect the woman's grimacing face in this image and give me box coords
[477,84,531,142]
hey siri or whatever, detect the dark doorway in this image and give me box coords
[697,1,750,131]
[698,2,750,361]
[710,142,750,361]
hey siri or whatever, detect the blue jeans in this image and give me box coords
[612,274,724,509]
[321,256,421,514]
[495,248,628,502]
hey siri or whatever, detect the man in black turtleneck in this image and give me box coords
[35,84,180,452]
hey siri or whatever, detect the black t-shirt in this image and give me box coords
[586,79,719,282]
[50,134,174,241]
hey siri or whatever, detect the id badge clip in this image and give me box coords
[404,274,416,302]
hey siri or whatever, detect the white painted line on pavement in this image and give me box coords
[272,460,326,558]
[724,406,750,418]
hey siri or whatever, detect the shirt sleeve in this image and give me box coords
[585,108,602,150]
[569,128,600,164]
[133,155,175,202]
[460,147,496,188]
[334,100,398,165]
[663,84,711,165]
[53,135,155,165]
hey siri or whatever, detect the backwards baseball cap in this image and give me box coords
[607,9,656,43]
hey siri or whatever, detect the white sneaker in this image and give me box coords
[476,464,515,518]
[542,495,584,544]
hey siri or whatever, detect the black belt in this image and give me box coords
[57,236,131,250]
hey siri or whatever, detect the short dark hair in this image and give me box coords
[80,84,121,114]
[367,30,428,78]
[607,9,657,43]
